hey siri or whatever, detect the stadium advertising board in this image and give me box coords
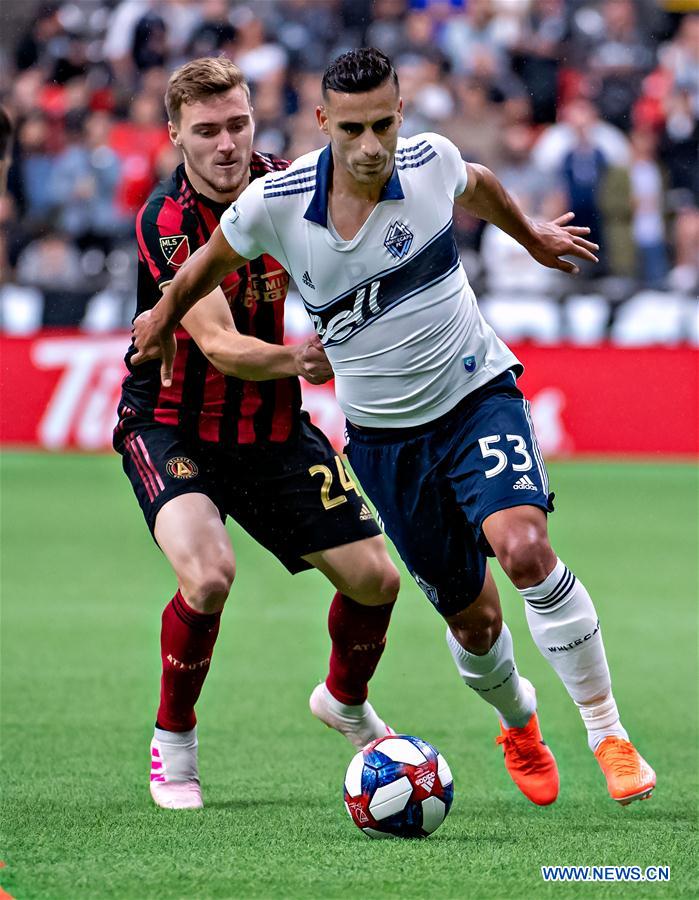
[0,333,696,456]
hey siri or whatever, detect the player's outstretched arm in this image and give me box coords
[131,226,248,385]
[182,288,333,384]
[455,163,599,275]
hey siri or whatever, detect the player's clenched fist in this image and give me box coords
[295,333,333,384]
[131,309,178,388]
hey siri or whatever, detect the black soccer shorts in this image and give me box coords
[114,412,380,573]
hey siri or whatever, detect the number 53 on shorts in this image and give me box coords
[478,434,533,479]
[474,427,552,514]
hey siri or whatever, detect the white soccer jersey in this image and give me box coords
[220,132,520,427]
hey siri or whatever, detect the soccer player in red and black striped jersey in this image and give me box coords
[113,58,400,809]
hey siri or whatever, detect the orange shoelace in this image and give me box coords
[596,739,639,777]
[496,724,546,775]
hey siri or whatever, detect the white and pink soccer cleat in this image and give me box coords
[149,726,203,809]
[309,682,394,749]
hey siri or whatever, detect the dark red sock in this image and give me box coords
[156,590,221,732]
[325,591,395,706]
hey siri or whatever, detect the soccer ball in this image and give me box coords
[343,734,454,838]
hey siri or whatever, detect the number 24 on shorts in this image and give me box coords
[309,455,360,509]
[478,434,533,478]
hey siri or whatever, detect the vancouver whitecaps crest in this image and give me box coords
[384,220,414,260]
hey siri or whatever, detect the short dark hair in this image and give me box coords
[322,48,398,98]
[0,106,12,158]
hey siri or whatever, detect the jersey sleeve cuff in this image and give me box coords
[219,205,259,260]
[454,162,469,199]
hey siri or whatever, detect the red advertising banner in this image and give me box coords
[0,333,696,456]
[515,345,698,457]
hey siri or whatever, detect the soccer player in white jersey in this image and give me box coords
[133,49,655,807]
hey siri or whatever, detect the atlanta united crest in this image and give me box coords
[166,456,198,479]
[384,220,414,260]
[159,234,190,268]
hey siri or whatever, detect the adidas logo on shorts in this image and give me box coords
[513,475,537,491]
[359,504,374,521]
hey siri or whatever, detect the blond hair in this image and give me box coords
[165,57,250,124]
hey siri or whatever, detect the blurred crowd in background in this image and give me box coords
[0,0,697,342]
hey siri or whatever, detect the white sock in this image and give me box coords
[519,558,628,751]
[153,725,199,782]
[321,683,366,716]
[446,623,536,728]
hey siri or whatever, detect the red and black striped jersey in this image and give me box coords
[118,152,301,445]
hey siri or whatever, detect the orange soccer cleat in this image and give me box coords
[594,737,656,805]
[496,713,559,806]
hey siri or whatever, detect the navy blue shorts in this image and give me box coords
[345,371,553,616]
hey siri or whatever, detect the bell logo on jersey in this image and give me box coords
[166,456,199,479]
[384,220,414,260]
[305,222,460,347]
[159,235,190,268]
[310,279,381,345]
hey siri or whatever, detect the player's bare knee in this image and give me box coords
[379,557,401,603]
[496,529,556,589]
[351,556,400,606]
[181,558,236,613]
[446,603,502,655]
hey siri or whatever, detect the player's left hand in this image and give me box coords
[296,333,333,384]
[526,212,599,275]
[131,310,178,387]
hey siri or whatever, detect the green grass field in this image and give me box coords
[1,453,697,899]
